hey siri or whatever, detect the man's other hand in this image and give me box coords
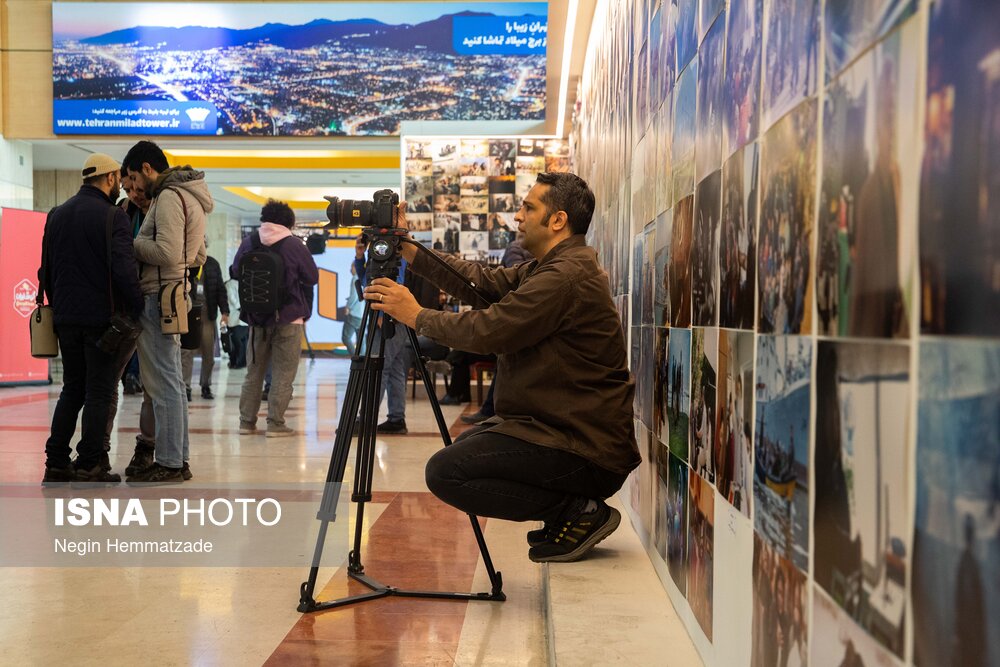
[364,277,423,329]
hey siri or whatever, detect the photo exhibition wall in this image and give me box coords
[571,0,1000,665]
[401,137,569,261]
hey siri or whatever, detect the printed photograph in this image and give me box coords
[688,471,715,640]
[407,193,434,214]
[814,341,910,659]
[667,451,690,595]
[518,138,545,156]
[752,533,809,667]
[669,195,694,328]
[654,441,671,560]
[660,0,678,91]
[461,213,487,232]
[692,170,721,327]
[441,220,460,253]
[762,0,820,130]
[696,17,726,182]
[641,325,656,430]
[919,0,1000,336]
[462,140,489,158]
[720,142,759,330]
[406,141,431,160]
[700,0,724,44]
[459,230,489,255]
[515,173,535,208]
[653,327,671,449]
[434,194,460,213]
[817,26,919,338]
[825,0,916,81]
[634,43,651,137]
[408,213,432,232]
[460,156,489,176]
[434,173,460,196]
[654,210,673,327]
[460,175,487,196]
[913,339,1000,667]
[632,237,645,359]
[515,155,545,174]
[406,174,433,200]
[673,58,698,206]
[724,0,762,157]
[488,174,515,195]
[676,0,698,75]
[754,334,811,573]
[666,327,692,461]
[488,213,516,249]
[649,4,666,114]
[715,330,754,517]
[459,195,488,214]
[406,158,433,176]
[642,223,657,327]
[433,211,459,230]
[690,327,718,485]
[489,193,515,213]
[812,586,902,667]
[655,91,675,217]
[758,99,817,334]
[432,140,458,161]
[630,325,642,417]
[489,139,517,175]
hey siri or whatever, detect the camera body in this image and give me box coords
[324,189,404,281]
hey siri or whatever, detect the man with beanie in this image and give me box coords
[41,153,143,484]
[122,141,211,484]
[233,200,318,437]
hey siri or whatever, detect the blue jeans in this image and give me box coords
[135,294,188,468]
[371,325,409,422]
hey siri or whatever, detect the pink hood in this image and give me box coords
[259,222,293,246]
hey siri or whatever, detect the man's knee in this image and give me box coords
[424,446,463,499]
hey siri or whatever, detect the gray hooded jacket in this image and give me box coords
[134,166,213,295]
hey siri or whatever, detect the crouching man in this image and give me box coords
[365,172,639,563]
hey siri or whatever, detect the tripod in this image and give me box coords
[298,299,506,612]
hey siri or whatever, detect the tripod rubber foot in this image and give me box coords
[297,582,318,613]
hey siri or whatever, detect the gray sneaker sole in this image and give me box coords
[266,429,295,438]
[528,507,621,563]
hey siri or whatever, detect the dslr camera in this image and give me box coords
[324,189,406,281]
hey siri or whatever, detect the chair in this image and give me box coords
[411,359,451,399]
[469,360,496,404]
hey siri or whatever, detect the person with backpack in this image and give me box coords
[232,200,318,438]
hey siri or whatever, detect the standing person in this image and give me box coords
[41,153,143,484]
[234,200,318,437]
[225,276,248,368]
[119,166,147,395]
[367,172,640,563]
[124,140,211,484]
[181,248,229,399]
[341,236,366,356]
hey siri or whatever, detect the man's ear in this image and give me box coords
[550,210,569,232]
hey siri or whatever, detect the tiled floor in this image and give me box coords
[0,357,701,666]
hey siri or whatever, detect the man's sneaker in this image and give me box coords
[201,386,214,400]
[528,501,621,563]
[239,421,257,435]
[125,444,155,476]
[460,411,491,424]
[72,463,122,484]
[376,419,408,435]
[127,463,184,485]
[266,424,295,438]
[182,462,192,481]
[526,523,553,548]
[42,466,74,486]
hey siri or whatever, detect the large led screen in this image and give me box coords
[52,2,548,136]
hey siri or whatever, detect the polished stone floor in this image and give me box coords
[0,357,701,666]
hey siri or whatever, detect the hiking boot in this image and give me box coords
[127,463,184,485]
[182,462,192,481]
[266,424,295,438]
[72,463,122,484]
[42,466,74,486]
[201,386,214,400]
[376,419,408,435]
[460,411,491,424]
[239,421,257,435]
[528,500,621,563]
[125,443,155,476]
[526,524,553,548]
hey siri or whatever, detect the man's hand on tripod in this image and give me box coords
[395,202,418,263]
[365,277,423,329]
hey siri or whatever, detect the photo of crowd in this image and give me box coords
[817,26,918,338]
[690,327,718,485]
[696,18,726,182]
[715,330,754,517]
[692,171,721,326]
[669,195,694,328]
[752,534,808,667]
[724,0,762,157]
[720,143,759,330]
[758,100,816,334]
[824,0,916,81]
[919,0,1000,336]
[913,340,1000,667]
[762,0,820,130]
[688,471,715,640]
[814,341,910,659]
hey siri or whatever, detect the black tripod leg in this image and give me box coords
[404,326,506,600]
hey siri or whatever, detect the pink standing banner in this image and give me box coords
[0,208,49,385]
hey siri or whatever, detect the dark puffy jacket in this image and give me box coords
[231,222,318,326]
[42,185,143,326]
[200,255,230,321]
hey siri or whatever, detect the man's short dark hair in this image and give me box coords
[122,141,169,173]
[534,172,595,235]
[261,199,295,228]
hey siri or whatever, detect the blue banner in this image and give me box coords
[452,15,547,55]
[53,100,219,136]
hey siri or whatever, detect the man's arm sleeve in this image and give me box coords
[410,247,524,305]
[110,209,144,315]
[133,192,183,266]
[298,245,319,286]
[414,264,572,354]
[213,260,230,315]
